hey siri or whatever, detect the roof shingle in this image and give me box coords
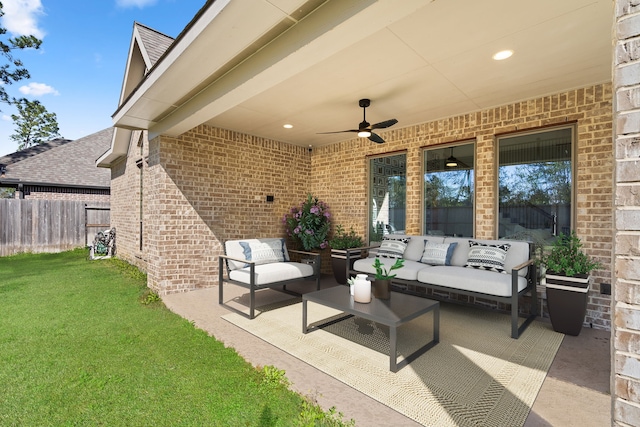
[0,128,113,188]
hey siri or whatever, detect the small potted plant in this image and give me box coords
[329,224,364,284]
[543,231,602,335]
[372,258,404,299]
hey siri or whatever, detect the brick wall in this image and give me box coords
[312,83,613,329]
[109,131,145,272]
[141,125,311,294]
[613,1,640,424]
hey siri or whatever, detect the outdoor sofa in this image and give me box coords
[348,234,538,338]
[219,238,320,318]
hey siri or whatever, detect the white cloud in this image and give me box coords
[18,82,59,96]
[115,0,158,8]
[1,0,45,38]
[2,115,11,122]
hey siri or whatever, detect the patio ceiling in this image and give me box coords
[113,0,612,148]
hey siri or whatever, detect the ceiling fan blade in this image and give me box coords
[368,132,385,143]
[317,130,359,135]
[370,119,398,130]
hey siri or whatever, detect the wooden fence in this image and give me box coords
[0,200,110,257]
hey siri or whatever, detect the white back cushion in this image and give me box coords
[224,238,289,270]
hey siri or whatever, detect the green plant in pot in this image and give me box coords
[542,231,602,336]
[372,258,404,299]
[329,225,364,285]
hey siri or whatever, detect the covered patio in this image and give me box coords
[97,0,639,424]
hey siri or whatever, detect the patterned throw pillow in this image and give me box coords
[420,240,458,265]
[239,239,286,266]
[376,237,410,259]
[464,240,511,274]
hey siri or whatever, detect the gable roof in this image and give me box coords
[135,22,174,68]
[0,128,113,189]
[98,22,175,168]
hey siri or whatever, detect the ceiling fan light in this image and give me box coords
[358,130,372,138]
[446,156,458,167]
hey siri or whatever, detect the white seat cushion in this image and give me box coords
[417,266,527,297]
[229,261,313,285]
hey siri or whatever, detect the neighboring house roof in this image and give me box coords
[0,138,72,164]
[0,128,113,189]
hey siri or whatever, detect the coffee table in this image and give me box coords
[302,286,439,372]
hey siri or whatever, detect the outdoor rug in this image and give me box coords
[222,297,564,427]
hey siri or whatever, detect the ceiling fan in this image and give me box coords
[318,99,398,143]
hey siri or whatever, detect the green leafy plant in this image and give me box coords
[329,224,364,250]
[260,365,290,389]
[543,231,601,276]
[141,290,161,305]
[372,258,404,280]
[283,194,331,251]
[298,394,356,427]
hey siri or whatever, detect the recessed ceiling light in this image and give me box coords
[492,50,513,60]
[283,124,293,129]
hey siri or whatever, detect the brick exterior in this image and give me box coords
[613,1,640,424]
[313,83,613,330]
[111,126,312,294]
[110,131,146,272]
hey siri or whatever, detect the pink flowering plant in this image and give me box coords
[283,194,331,251]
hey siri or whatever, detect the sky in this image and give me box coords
[0,0,205,157]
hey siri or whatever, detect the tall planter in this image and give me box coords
[330,249,362,284]
[545,271,590,336]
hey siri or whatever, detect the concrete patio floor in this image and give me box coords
[162,276,611,427]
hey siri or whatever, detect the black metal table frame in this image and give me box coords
[302,287,440,372]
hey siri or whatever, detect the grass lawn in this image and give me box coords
[0,249,353,426]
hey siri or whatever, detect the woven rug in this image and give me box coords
[222,297,563,427]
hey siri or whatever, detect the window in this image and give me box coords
[369,153,406,243]
[423,142,475,237]
[497,126,573,243]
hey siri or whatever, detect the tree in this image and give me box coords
[0,3,42,107]
[10,99,61,150]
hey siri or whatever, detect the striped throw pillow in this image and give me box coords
[376,237,410,259]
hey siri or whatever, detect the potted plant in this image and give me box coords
[372,258,404,299]
[542,231,602,335]
[283,194,331,275]
[329,224,364,284]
